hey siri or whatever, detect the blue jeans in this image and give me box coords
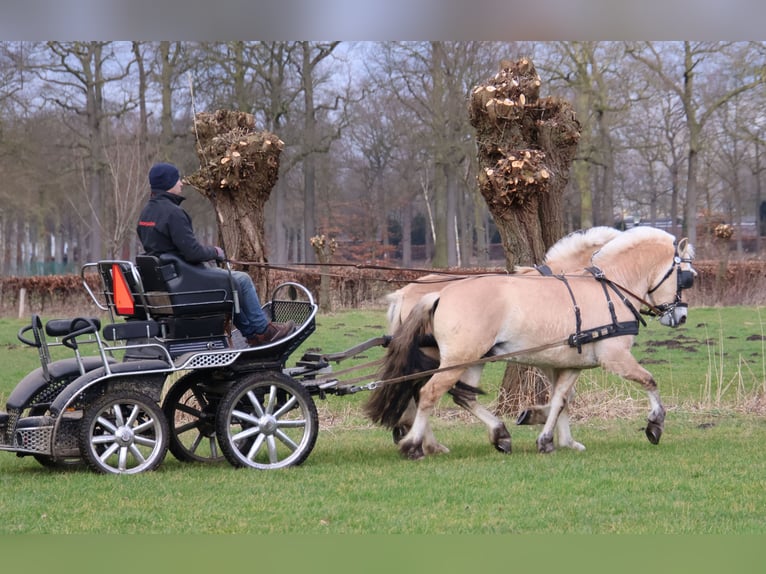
[209,268,269,337]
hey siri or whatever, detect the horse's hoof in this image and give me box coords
[492,425,512,454]
[424,442,450,455]
[536,433,555,454]
[399,441,425,460]
[516,409,532,425]
[645,422,663,445]
[494,438,512,454]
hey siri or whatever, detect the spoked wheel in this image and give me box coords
[79,391,169,475]
[163,373,227,463]
[216,371,318,470]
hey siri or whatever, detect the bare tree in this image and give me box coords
[626,41,766,247]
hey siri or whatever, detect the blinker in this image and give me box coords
[678,269,695,290]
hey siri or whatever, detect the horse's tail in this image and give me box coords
[364,292,440,428]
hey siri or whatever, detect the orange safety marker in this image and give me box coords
[112,263,135,315]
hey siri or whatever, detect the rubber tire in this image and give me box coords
[216,371,318,470]
[79,390,169,475]
[162,373,227,463]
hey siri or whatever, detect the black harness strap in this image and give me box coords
[585,266,647,327]
[535,265,641,354]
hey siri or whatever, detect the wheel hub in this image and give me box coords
[259,414,278,435]
[115,426,134,447]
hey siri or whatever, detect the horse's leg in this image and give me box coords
[600,350,666,444]
[450,365,512,454]
[536,369,581,453]
[554,399,586,451]
[393,399,417,444]
[516,367,584,451]
[398,367,466,460]
[393,346,440,443]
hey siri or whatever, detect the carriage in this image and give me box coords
[0,254,383,474]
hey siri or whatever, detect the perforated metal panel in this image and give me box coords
[178,352,241,370]
[15,426,52,453]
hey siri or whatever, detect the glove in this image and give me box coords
[214,246,226,262]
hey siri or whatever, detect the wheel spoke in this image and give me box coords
[96,416,118,434]
[133,418,156,434]
[133,434,157,447]
[273,395,298,418]
[266,436,278,463]
[246,434,266,460]
[277,418,306,429]
[245,391,265,417]
[175,402,203,418]
[99,442,119,462]
[231,408,259,426]
[125,404,140,426]
[118,446,128,470]
[128,444,147,463]
[175,419,201,434]
[231,425,261,443]
[113,405,126,427]
[274,429,299,451]
[264,385,278,414]
[91,433,117,445]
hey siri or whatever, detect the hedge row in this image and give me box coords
[0,260,764,317]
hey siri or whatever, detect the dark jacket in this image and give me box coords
[136,190,218,264]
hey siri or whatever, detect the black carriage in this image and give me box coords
[0,255,374,475]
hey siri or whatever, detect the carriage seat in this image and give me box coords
[134,253,235,316]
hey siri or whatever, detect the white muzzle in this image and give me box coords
[660,303,688,327]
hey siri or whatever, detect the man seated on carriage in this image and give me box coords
[136,162,295,346]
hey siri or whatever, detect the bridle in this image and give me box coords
[643,244,695,325]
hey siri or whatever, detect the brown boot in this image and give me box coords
[247,321,296,346]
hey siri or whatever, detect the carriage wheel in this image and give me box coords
[215,371,318,470]
[163,373,227,463]
[79,391,169,475]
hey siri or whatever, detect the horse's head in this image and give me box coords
[646,236,696,327]
[591,227,696,328]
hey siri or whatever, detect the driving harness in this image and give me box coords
[534,264,643,353]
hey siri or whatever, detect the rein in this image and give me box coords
[326,338,573,394]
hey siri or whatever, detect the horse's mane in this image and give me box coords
[543,226,623,268]
[590,225,675,267]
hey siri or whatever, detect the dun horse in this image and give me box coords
[384,226,624,449]
[366,226,695,459]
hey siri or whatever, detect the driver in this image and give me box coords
[137,162,295,346]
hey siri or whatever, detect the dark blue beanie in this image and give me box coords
[149,162,180,191]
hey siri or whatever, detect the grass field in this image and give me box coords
[0,305,765,535]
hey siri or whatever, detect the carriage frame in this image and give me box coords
[0,255,382,474]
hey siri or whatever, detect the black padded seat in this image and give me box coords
[135,254,235,316]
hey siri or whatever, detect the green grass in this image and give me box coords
[0,306,765,534]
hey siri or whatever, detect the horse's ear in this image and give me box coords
[678,237,688,253]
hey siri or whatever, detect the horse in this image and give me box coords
[383,226,625,449]
[365,226,695,459]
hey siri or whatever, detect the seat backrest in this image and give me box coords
[134,253,234,316]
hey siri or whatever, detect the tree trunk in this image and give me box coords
[186,109,283,297]
[468,58,581,415]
